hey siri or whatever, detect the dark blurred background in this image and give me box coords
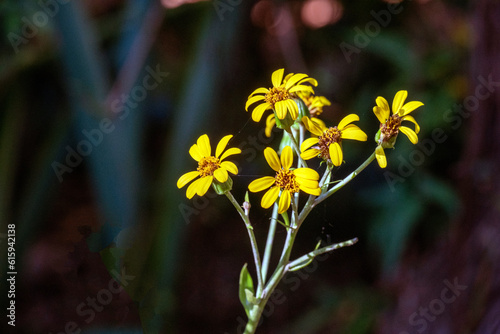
[1,0,499,333]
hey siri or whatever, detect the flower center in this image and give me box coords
[275,169,300,193]
[317,126,342,160]
[380,114,402,141]
[265,86,290,108]
[197,156,220,177]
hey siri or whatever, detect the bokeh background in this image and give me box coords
[1,0,499,333]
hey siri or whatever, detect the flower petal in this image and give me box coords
[215,135,233,159]
[245,95,266,111]
[296,177,319,189]
[252,102,271,122]
[289,85,315,94]
[186,176,212,199]
[293,167,319,181]
[376,96,390,111]
[373,106,389,124]
[329,142,343,166]
[265,114,276,138]
[248,87,269,98]
[341,124,368,141]
[297,77,318,87]
[264,147,281,172]
[286,99,299,120]
[261,187,279,209]
[285,73,308,90]
[399,126,418,144]
[300,137,319,152]
[177,171,199,189]
[301,149,320,160]
[197,134,211,157]
[220,147,241,161]
[302,116,323,136]
[400,101,424,116]
[275,100,288,119]
[375,145,387,168]
[338,114,360,130]
[271,68,285,88]
[214,168,228,183]
[221,161,238,175]
[401,115,421,134]
[248,176,276,192]
[278,190,291,214]
[299,184,321,196]
[392,90,408,115]
[189,143,203,161]
[280,146,293,170]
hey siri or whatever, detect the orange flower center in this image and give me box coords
[380,114,402,142]
[275,169,300,193]
[265,86,290,108]
[197,156,220,177]
[318,127,342,160]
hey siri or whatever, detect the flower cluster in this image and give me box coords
[177,68,423,212]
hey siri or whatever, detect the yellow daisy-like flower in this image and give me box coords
[300,114,367,166]
[177,134,241,199]
[245,68,318,122]
[248,146,321,214]
[373,90,424,168]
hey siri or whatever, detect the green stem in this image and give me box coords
[286,128,307,168]
[261,203,279,284]
[225,191,264,294]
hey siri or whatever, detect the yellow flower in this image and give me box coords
[373,90,423,168]
[248,146,321,214]
[177,134,241,199]
[300,114,367,166]
[245,68,317,122]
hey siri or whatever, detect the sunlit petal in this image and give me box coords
[392,90,408,115]
[401,115,420,134]
[329,142,343,166]
[248,87,269,98]
[289,85,315,94]
[214,168,228,183]
[264,147,281,172]
[245,95,266,111]
[220,147,241,161]
[299,185,321,196]
[400,101,424,116]
[271,68,285,87]
[196,175,213,196]
[261,187,279,209]
[221,161,238,175]
[341,124,368,141]
[301,149,320,160]
[286,99,299,120]
[189,144,203,161]
[215,135,233,158]
[293,167,319,181]
[275,100,287,119]
[265,114,276,137]
[285,73,308,89]
[302,116,323,136]
[252,102,271,122]
[400,126,418,144]
[248,176,276,192]
[300,137,319,152]
[280,146,293,170]
[177,171,199,189]
[197,134,211,157]
[338,114,360,130]
[278,190,291,214]
[373,106,389,124]
[375,96,390,112]
[296,177,319,189]
[375,145,387,168]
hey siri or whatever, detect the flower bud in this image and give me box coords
[213,176,233,195]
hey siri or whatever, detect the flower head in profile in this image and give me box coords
[245,68,318,123]
[300,114,367,166]
[373,90,423,168]
[177,134,240,198]
[248,146,320,214]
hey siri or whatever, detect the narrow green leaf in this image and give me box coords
[239,263,255,318]
[288,240,322,272]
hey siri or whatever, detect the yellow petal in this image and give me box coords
[215,135,233,158]
[264,147,281,172]
[275,100,287,119]
[280,146,293,170]
[299,184,321,196]
[311,117,327,131]
[338,114,359,130]
[341,124,368,141]
[248,176,275,192]
[293,167,319,181]
[375,145,387,168]
[401,115,420,134]
[329,142,343,166]
[298,77,318,86]
[373,105,389,124]
[271,68,285,88]
[177,171,199,189]
[289,85,315,94]
[265,114,276,137]
[221,161,238,175]
[245,95,266,111]
[376,96,390,111]
[220,147,241,161]
[286,99,298,120]
[392,90,408,115]
[248,87,269,98]
[189,143,203,161]
[302,116,323,136]
[296,177,319,189]
[186,176,212,199]
[252,102,271,122]
[301,149,320,160]
[285,73,308,90]
[197,134,211,157]
[214,168,228,183]
[261,187,279,209]
[400,101,424,116]
[300,137,319,152]
[278,190,291,214]
[400,126,418,144]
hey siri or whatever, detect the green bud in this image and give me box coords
[213,176,233,195]
[273,108,295,130]
[295,97,310,119]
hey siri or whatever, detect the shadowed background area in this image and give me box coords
[1,0,498,333]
